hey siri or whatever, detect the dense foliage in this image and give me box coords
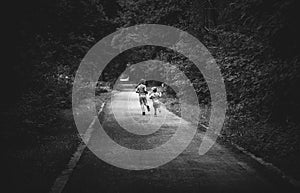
[8,0,300,178]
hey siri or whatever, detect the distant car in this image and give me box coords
[120,77,129,82]
[120,74,129,82]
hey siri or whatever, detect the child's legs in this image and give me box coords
[158,103,161,112]
[143,97,148,106]
[153,102,158,115]
[142,97,150,112]
[139,97,145,112]
[154,107,157,115]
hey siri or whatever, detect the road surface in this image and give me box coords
[60,84,294,193]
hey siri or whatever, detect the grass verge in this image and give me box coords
[1,92,111,193]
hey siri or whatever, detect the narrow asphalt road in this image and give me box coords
[61,83,294,193]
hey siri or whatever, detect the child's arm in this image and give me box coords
[135,85,141,93]
[144,87,148,94]
[149,93,154,99]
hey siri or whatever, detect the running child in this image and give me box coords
[135,79,150,115]
[149,87,162,116]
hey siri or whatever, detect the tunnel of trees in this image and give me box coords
[2,0,300,188]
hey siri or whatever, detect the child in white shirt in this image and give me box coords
[149,87,162,116]
[135,79,150,115]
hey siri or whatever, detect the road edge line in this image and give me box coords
[199,123,300,188]
[49,102,105,193]
[232,142,300,188]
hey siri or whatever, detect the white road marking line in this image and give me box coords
[49,103,105,193]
